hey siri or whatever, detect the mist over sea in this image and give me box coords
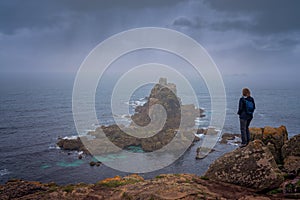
[0,73,299,184]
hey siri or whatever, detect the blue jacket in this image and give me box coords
[237,96,255,120]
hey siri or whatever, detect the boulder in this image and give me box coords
[283,156,300,175]
[57,137,90,154]
[282,134,300,175]
[282,134,300,158]
[249,125,288,164]
[220,133,241,144]
[205,140,284,191]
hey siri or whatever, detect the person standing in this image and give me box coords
[237,88,255,147]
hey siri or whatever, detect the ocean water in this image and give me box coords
[0,73,299,184]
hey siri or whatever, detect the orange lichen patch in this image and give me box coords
[263,126,287,138]
[277,125,288,140]
[123,174,144,182]
[97,175,143,188]
[30,181,43,187]
[263,126,278,136]
[250,127,264,140]
[99,176,122,184]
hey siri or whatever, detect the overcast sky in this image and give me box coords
[1,0,299,86]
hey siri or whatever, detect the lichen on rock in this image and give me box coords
[205,140,284,191]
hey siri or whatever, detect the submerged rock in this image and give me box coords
[205,140,284,191]
[57,137,90,154]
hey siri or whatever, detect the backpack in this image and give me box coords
[244,98,255,115]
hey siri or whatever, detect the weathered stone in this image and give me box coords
[250,125,288,164]
[57,137,90,154]
[1,174,282,200]
[282,134,300,158]
[283,156,300,175]
[281,134,300,175]
[220,133,241,144]
[205,140,284,191]
[250,127,263,141]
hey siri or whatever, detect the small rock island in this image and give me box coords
[57,78,204,154]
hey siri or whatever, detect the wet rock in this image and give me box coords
[220,133,241,144]
[205,140,284,191]
[57,137,90,154]
[196,147,215,159]
[90,161,102,167]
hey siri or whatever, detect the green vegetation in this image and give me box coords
[297,180,300,186]
[98,179,141,188]
[99,180,125,188]
[122,192,133,200]
[155,175,165,179]
[200,176,209,180]
[267,188,282,195]
[62,185,75,193]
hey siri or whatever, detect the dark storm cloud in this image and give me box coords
[0,0,183,35]
[172,16,202,29]
[203,0,300,35]
[173,16,193,27]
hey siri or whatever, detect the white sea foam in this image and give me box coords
[0,169,10,176]
[62,135,78,140]
[194,133,205,139]
[49,144,60,150]
[126,99,147,108]
[226,136,241,146]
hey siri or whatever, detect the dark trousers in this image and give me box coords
[240,118,252,145]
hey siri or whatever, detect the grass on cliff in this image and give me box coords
[97,176,142,188]
[62,185,75,193]
[267,188,283,195]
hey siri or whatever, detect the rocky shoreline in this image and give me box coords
[1,128,300,199]
[2,79,299,199]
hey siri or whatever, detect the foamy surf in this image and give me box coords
[62,135,78,140]
[0,169,10,176]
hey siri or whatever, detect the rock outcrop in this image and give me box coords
[58,78,203,154]
[250,125,288,164]
[57,137,89,154]
[282,134,300,175]
[205,140,284,191]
